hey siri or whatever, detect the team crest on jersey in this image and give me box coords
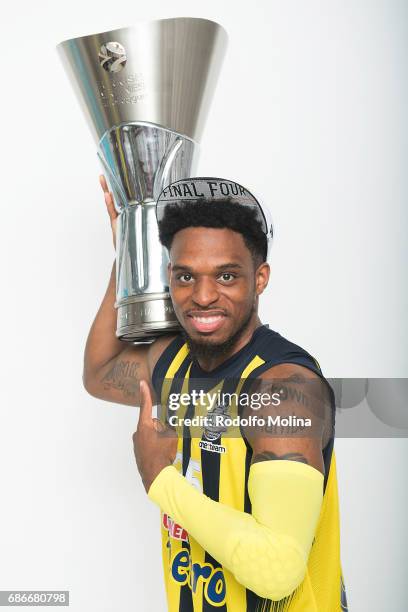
[201,402,229,452]
[203,403,229,441]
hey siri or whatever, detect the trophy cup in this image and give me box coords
[57,18,228,341]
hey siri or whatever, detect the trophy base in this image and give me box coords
[116,293,181,343]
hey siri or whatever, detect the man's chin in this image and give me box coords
[183,327,228,345]
[180,330,235,362]
[180,311,254,363]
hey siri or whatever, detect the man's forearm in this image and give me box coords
[148,460,323,601]
[82,260,174,405]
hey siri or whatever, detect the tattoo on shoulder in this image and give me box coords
[100,360,140,398]
[252,451,309,465]
[285,373,309,384]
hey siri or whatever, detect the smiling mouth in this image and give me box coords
[187,312,227,333]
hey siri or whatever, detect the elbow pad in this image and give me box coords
[230,460,323,599]
[148,460,323,601]
[228,523,307,600]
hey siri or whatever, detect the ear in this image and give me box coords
[255,262,270,296]
[167,261,171,284]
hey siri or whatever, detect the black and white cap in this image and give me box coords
[156,177,273,258]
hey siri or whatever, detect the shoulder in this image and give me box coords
[147,333,181,375]
[254,325,322,374]
[251,327,335,448]
[255,362,331,415]
[257,361,334,449]
[257,361,320,381]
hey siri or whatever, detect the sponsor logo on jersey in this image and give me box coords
[162,513,188,542]
[199,440,227,454]
[171,549,226,606]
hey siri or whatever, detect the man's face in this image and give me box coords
[168,227,269,349]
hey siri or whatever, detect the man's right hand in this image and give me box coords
[99,175,118,249]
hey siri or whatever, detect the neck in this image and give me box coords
[195,314,263,372]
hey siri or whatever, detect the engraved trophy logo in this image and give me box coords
[98,42,127,72]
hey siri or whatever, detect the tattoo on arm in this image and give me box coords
[248,372,331,421]
[252,451,309,465]
[100,360,141,398]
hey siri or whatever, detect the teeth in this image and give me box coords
[193,315,223,324]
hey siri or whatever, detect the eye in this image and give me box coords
[218,272,236,283]
[176,273,194,283]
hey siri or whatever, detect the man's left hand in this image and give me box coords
[133,380,178,493]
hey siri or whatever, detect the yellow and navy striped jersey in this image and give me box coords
[152,324,347,612]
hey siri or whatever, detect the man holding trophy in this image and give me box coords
[59,17,347,612]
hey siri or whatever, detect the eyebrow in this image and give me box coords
[172,263,243,273]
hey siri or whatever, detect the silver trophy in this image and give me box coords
[57,18,228,341]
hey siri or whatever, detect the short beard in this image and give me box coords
[180,306,255,364]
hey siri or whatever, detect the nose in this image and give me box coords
[191,277,220,308]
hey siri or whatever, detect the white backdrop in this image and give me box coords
[1,0,407,610]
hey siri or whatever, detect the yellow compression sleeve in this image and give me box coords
[148,459,324,601]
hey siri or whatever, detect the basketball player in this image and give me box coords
[83,176,348,611]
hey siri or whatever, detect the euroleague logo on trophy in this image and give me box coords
[98,42,127,72]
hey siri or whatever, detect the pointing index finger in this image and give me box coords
[139,380,154,425]
[99,174,109,193]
